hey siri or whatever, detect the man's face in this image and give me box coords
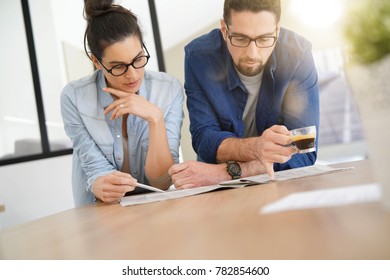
[221,10,279,76]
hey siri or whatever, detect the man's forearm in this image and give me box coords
[216,137,259,163]
[239,160,266,177]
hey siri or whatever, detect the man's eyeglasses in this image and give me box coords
[97,43,150,76]
[226,27,278,48]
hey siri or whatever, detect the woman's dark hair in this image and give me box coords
[223,0,281,26]
[83,0,143,60]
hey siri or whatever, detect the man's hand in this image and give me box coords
[253,125,297,179]
[168,160,229,189]
[217,125,297,180]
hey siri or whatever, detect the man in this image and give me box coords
[169,0,319,189]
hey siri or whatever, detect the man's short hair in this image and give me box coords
[223,0,281,25]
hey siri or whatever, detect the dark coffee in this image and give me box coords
[291,135,315,151]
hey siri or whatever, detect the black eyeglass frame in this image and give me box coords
[226,26,278,48]
[97,43,150,76]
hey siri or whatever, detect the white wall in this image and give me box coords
[0,155,74,229]
[155,0,225,161]
[155,0,224,50]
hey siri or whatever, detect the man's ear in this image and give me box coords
[220,19,227,41]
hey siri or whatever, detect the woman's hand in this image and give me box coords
[102,87,162,123]
[93,171,137,203]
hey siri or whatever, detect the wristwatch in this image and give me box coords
[226,160,242,180]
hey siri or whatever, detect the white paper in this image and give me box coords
[120,164,354,207]
[220,164,354,186]
[260,183,382,215]
[120,184,225,206]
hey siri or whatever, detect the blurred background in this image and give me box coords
[0,0,367,228]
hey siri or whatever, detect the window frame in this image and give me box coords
[0,0,165,166]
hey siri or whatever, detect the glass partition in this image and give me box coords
[0,0,41,160]
[0,0,161,165]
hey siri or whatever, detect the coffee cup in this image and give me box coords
[290,126,316,153]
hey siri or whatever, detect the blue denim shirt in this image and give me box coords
[184,28,319,170]
[61,70,184,206]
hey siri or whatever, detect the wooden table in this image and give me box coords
[1,160,389,260]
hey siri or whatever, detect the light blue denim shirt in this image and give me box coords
[61,70,184,206]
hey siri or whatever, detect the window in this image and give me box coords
[0,0,164,165]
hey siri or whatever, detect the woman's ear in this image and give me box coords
[90,54,102,70]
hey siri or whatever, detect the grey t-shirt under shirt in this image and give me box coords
[237,70,263,137]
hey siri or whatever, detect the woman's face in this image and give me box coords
[93,36,146,94]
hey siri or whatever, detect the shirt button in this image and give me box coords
[116,134,121,138]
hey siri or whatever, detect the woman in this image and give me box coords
[61,0,184,206]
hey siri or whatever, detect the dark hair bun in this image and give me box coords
[84,0,115,22]
[83,0,143,60]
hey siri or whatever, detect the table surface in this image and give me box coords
[1,160,389,260]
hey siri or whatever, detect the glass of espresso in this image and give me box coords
[290,126,316,153]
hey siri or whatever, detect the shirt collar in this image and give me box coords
[225,49,244,91]
[96,70,113,109]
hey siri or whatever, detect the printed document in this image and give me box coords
[120,164,353,206]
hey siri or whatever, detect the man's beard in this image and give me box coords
[235,58,264,77]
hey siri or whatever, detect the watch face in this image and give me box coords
[228,163,240,175]
[227,161,241,177]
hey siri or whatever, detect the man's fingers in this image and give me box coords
[270,124,290,135]
[168,162,190,175]
[264,162,275,180]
